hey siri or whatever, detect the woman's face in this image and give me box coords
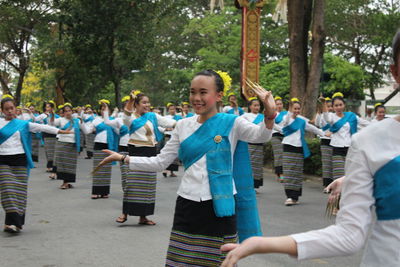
[45,104,53,113]
[189,75,222,116]
[228,95,237,106]
[291,103,301,116]
[275,100,283,112]
[249,100,261,114]
[135,96,151,115]
[29,106,35,113]
[326,101,333,112]
[168,106,176,115]
[2,101,16,120]
[86,107,93,114]
[376,107,386,120]
[182,104,190,113]
[64,106,73,119]
[333,99,345,114]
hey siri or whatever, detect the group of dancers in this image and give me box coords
[1,30,399,266]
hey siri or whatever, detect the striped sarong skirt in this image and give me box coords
[271,133,284,176]
[52,140,61,173]
[31,133,40,162]
[0,154,28,228]
[282,145,304,201]
[85,133,95,157]
[332,147,348,180]
[55,142,78,183]
[119,146,129,192]
[248,143,264,188]
[92,143,112,196]
[321,139,333,186]
[123,145,157,216]
[43,133,57,169]
[166,196,237,267]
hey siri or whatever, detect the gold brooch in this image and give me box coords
[214,135,222,143]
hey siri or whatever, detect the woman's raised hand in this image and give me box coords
[245,79,276,118]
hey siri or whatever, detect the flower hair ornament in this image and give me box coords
[121,96,130,103]
[291,97,300,103]
[274,96,282,101]
[215,70,232,95]
[166,103,174,108]
[2,94,14,100]
[374,102,383,108]
[325,97,332,101]
[248,97,258,102]
[98,99,110,106]
[332,92,344,98]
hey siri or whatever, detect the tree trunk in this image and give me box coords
[14,68,27,105]
[287,0,313,99]
[302,0,325,119]
[113,78,121,109]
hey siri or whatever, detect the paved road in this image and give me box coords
[1,150,362,267]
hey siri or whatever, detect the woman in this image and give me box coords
[315,97,334,188]
[270,96,287,181]
[96,70,275,266]
[242,97,265,189]
[0,96,70,233]
[181,102,194,118]
[84,99,119,199]
[83,104,96,159]
[116,91,175,225]
[223,93,245,116]
[280,98,325,206]
[372,103,387,123]
[52,103,88,189]
[163,103,182,178]
[322,93,369,180]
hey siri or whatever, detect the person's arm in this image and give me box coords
[323,112,333,125]
[34,113,47,123]
[28,122,70,135]
[357,116,370,129]
[156,113,176,129]
[305,122,325,136]
[221,138,374,265]
[52,118,61,128]
[97,122,181,172]
[234,117,272,143]
[103,110,119,128]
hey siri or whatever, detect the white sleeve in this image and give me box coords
[129,124,180,172]
[34,113,48,122]
[156,114,176,128]
[305,122,325,136]
[53,118,61,128]
[282,113,291,127]
[323,112,334,125]
[123,113,134,127]
[291,138,374,259]
[103,111,120,129]
[357,116,370,129]
[29,122,59,135]
[233,117,272,143]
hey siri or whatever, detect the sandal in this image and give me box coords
[116,215,128,223]
[4,225,20,233]
[67,184,74,189]
[91,195,101,199]
[138,219,156,226]
[60,185,68,190]
[101,195,109,199]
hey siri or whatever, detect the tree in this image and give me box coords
[0,0,51,104]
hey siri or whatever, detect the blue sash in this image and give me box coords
[283,117,311,158]
[185,112,194,118]
[130,112,163,142]
[61,119,81,152]
[227,107,244,116]
[178,113,262,242]
[275,110,288,124]
[43,114,60,125]
[173,115,183,121]
[322,123,331,131]
[96,121,118,152]
[120,125,129,137]
[0,119,34,169]
[373,155,400,221]
[330,112,357,135]
[252,114,264,125]
[83,115,95,123]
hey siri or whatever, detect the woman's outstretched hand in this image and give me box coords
[92,149,125,174]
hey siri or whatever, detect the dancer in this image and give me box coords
[163,103,182,177]
[115,91,175,225]
[322,92,369,180]
[84,99,119,199]
[96,70,275,266]
[316,97,334,188]
[0,96,71,233]
[270,96,287,181]
[280,98,325,206]
[242,97,265,189]
[371,103,387,123]
[52,103,87,189]
[83,104,96,159]
[181,102,194,118]
[223,93,245,115]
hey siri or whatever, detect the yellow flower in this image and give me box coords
[64,102,72,108]
[25,102,32,108]
[325,97,331,101]
[332,92,344,98]
[49,100,56,106]
[274,96,282,101]
[166,103,174,108]
[133,90,142,96]
[85,104,92,108]
[215,70,232,95]
[58,104,64,109]
[182,102,190,106]
[248,97,258,101]
[2,94,14,100]
[121,96,130,103]
[291,97,300,103]
[374,102,383,108]
[98,99,110,105]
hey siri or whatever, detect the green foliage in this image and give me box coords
[259,57,290,100]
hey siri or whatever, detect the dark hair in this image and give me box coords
[1,97,15,110]
[248,98,263,112]
[194,70,224,92]
[332,96,345,105]
[374,104,385,113]
[393,30,400,65]
[42,101,55,113]
[63,104,73,112]
[134,93,147,106]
